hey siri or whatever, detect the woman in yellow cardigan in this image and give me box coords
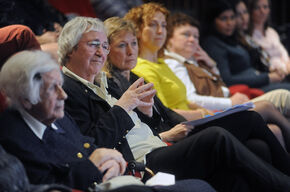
[125,2,211,121]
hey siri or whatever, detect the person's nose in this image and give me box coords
[157,25,164,34]
[95,46,105,57]
[58,85,67,100]
[127,45,133,55]
[227,18,235,26]
[259,6,266,14]
[242,14,246,21]
[188,35,196,43]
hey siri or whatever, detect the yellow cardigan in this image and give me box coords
[132,57,190,110]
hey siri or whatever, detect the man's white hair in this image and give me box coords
[0,50,59,110]
[58,16,107,66]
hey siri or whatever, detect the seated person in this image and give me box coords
[247,0,290,75]
[58,15,290,191]
[0,50,216,192]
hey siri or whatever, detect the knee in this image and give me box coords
[273,89,290,116]
[203,126,233,140]
[243,110,265,122]
[254,100,276,111]
[271,89,290,102]
[245,139,272,163]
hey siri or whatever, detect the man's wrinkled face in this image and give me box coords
[29,69,67,125]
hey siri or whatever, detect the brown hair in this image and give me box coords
[166,12,200,49]
[124,2,169,57]
[247,0,271,35]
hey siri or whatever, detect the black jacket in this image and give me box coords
[63,74,135,161]
[0,109,102,190]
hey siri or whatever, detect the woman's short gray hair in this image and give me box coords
[58,16,107,66]
[0,50,59,110]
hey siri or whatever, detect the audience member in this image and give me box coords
[247,0,290,74]
[234,0,271,72]
[58,14,290,191]
[201,0,290,92]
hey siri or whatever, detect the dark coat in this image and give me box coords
[0,109,102,190]
[63,74,135,161]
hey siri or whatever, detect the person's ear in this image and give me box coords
[67,50,73,58]
[166,38,174,50]
[20,98,32,110]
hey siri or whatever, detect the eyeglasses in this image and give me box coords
[87,40,110,54]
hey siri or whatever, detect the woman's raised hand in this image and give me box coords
[115,78,156,116]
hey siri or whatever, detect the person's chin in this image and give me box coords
[56,111,65,119]
[91,60,104,65]
[55,107,65,117]
[225,30,234,36]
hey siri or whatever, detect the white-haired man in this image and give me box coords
[0,50,127,191]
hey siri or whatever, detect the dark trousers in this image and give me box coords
[195,111,290,175]
[146,127,290,192]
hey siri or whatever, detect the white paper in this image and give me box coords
[145,172,175,186]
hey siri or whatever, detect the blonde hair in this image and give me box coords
[103,17,137,77]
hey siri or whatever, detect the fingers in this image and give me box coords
[116,155,127,175]
[135,82,154,94]
[181,124,194,135]
[99,160,121,182]
[185,124,194,131]
[138,89,156,101]
[128,77,144,90]
[89,148,125,168]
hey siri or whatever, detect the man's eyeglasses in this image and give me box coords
[87,40,110,54]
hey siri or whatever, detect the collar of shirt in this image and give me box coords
[62,66,115,106]
[19,109,58,140]
[164,49,197,66]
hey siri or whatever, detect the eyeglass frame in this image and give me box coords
[77,40,110,55]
